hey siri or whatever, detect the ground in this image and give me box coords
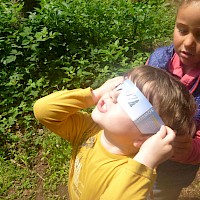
[32,165,200,200]
[5,149,200,200]
[179,169,200,200]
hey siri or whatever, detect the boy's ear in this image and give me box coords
[133,136,149,148]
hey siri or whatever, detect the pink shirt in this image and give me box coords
[169,53,200,164]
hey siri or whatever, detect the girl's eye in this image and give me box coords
[195,32,200,41]
[176,23,188,35]
[178,28,187,34]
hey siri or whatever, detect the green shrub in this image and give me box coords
[1,0,175,163]
[0,0,176,198]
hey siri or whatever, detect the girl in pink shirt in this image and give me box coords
[147,0,200,199]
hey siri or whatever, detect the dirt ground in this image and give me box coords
[179,169,200,200]
[32,167,200,200]
[10,151,199,200]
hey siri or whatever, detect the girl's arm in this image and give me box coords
[171,130,200,164]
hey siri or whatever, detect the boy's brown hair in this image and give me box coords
[126,65,196,136]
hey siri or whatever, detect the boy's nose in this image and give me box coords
[109,91,118,103]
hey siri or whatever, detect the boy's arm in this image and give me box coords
[33,88,96,142]
[33,76,124,143]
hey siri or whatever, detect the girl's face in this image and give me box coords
[91,84,142,142]
[173,2,200,69]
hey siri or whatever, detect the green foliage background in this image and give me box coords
[0,0,176,199]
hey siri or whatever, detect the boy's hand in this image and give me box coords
[92,76,124,104]
[133,126,175,169]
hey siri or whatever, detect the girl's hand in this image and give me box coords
[170,134,192,162]
[133,126,176,169]
[92,76,124,104]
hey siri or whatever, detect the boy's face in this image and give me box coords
[173,2,200,68]
[91,84,142,141]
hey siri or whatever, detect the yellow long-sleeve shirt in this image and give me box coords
[34,88,156,200]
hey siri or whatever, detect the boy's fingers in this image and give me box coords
[157,126,176,142]
[164,126,176,143]
[156,125,167,138]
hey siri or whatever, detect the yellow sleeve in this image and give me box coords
[33,88,99,144]
[100,159,156,200]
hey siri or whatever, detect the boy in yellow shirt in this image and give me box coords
[34,65,196,200]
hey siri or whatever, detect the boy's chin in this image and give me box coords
[91,109,98,122]
[91,109,104,127]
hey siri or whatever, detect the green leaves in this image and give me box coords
[0,1,176,198]
[0,0,175,148]
[1,0,176,135]
[3,55,16,64]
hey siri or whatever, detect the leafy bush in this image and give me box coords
[0,0,176,198]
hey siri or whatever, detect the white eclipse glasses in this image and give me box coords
[116,79,164,134]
